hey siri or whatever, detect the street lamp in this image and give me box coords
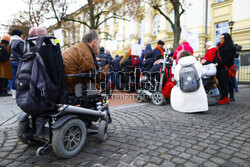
[229,21,235,36]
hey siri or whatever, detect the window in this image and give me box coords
[153,15,160,36]
[169,10,174,32]
[215,22,229,44]
[139,19,145,38]
[216,0,227,3]
[240,53,250,67]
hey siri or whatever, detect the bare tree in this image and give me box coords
[47,0,74,28]
[126,0,185,49]
[5,11,32,38]
[63,0,125,34]
[25,0,49,27]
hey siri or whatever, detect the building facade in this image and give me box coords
[49,0,250,56]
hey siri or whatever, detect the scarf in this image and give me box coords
[218,42,224,48]
[156,46,164,56]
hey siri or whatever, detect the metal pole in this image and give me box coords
[205,0,208,53]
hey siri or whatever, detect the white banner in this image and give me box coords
[54,28,64,47]
[181,27,199,52]
[131,44,142,56]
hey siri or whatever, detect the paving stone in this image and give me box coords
[161,160,176,167]
[121,155,135,164]
[230,157,246,166]
[5,161,23,167]
[210,157,226,165]
[0,160,13,166]
[197,152,212,159]
[186,149,199,155]
[178,153,192,160]
[223,161,239,167]
[145,163,159,167]
[203,161,219,167]
[172,157,186,164]
[149,157,163,165]
[216,152,232,159]
[183,161,199,167]
[168,150,181,156]
[117,162,133,167]
[190,156,206,165]
[104,159,119,167]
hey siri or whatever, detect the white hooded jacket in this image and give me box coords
[170,56,208,113]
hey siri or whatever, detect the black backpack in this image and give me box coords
[16,36,68,116]
[0,44,9,62]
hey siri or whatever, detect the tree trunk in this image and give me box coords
[88,0,96,29]
[172,0,182,50]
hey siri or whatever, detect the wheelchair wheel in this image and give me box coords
[205,80,221,106]
[52,118,86,158]
[152,92,165,106]
[136,95,143,103]
[97,120,108,142]
[17,120,40,146]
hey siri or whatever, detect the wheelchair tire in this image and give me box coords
[152,92,165,106]
[205,81,221,106]
[136,95,143,103]
[52,118,86,158]
[97,120,108,142]
[17,120,40,146]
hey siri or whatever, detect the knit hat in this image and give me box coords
[36,26,47,36]
[157,40,165,45]
[29,27,37,37]
[11,29,22,36]
[100,46,105,52]
[1,34,11,42]
[206,41,213,47]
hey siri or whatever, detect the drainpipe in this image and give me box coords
[205,0,208,52]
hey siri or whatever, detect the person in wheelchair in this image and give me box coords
[201,59,220,97]
[62,30,108,129]
[62,30,100,95]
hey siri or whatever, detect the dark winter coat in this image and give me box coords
[214,43,236,69]
[113,55,121,72]
[152,47,165,58]
[9,35,24,62]
[96,50,109,67]
[139,44,152,68]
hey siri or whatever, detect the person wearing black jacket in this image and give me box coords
[214,33,236,104]
[10,29,24,99]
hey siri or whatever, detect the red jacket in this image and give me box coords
[201,47,217,62]
[173,42,193,63]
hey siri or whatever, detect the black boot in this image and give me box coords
[1,91,11,96]
[230,91,235,102]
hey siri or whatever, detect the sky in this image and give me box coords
[0,0,86,37]
[0,0,26,36]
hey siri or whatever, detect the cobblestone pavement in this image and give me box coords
[0,87,250,167]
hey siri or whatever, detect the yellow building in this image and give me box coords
[48,0,250,83]
[48,0,250,54]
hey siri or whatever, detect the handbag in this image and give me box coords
[217,52,236,77]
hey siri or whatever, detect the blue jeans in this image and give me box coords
[112,71,120,90]
[11,62,19,90]
[234,58,239,91]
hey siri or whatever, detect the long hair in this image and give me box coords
[221,33,234,49]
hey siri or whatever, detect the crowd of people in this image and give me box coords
[0,27,239,113]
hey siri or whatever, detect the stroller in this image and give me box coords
[16,37,111,158]
[136,49,173,105]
